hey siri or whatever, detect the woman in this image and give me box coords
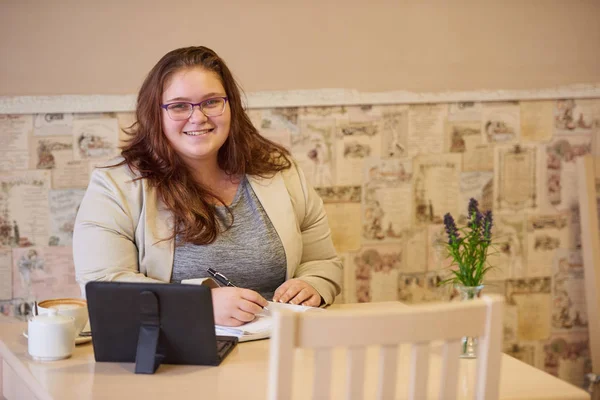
[73,46,342,327]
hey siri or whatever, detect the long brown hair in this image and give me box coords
[118,46,291,245]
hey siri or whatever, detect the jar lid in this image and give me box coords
[32,309,74,325]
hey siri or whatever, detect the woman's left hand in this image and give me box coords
[273,279,322,307]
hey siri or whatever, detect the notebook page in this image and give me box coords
[215,301,323,341]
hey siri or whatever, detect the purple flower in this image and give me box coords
[467,198,480,222]
[443,213,460,245]
[474,211,483,229]
[482,210,493,241]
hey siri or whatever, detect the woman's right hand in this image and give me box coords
[211,287,268,327]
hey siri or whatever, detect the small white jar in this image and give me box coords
[28,309,76,361]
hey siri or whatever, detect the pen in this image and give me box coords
[207,268,236,287]
[206,268,270,313]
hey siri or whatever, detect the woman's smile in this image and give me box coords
[183,128,214,136]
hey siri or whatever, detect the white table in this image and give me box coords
[0,302,590,399]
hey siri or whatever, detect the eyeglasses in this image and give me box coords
[160,97,228,121]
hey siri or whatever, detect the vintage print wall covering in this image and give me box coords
[1,98,599,387]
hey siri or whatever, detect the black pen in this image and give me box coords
[206,268,270,312]
[207,268,236,287]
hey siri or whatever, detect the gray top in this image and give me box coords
[171,177,287,300]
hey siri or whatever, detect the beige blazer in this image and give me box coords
[73,159,343,305]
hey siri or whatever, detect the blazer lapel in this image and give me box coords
[142,184,175,282]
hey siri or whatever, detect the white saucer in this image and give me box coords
[23,330,92,345]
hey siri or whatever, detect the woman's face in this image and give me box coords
[161,67,231,167]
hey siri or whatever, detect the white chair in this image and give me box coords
[576,155,600,392]
[268,295,504,400]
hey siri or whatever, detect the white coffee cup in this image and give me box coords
[28,309,76,361]
[37,298,88,336]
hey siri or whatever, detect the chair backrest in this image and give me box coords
[268,295,504,400]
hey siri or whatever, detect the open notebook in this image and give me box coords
[180,278,323,342]
[216,301,323,342]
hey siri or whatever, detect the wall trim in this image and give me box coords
[1,84,600,114]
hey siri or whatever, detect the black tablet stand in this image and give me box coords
[134,290,164,374]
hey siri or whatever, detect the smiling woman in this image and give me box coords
[72,46,343,327]
[161,69,232,166]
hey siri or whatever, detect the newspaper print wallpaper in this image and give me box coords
[1,98,599,388]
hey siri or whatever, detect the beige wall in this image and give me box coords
[1,0,600,96]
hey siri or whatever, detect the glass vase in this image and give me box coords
[455,284,484,359]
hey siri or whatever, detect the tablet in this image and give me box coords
[85,281,237,373]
